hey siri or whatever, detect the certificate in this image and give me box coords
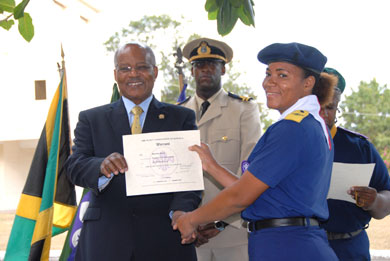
[327,162,375,203]
[123,130,204,196]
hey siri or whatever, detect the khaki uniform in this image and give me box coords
[181,89,261,260]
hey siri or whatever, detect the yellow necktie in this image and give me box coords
[131,106,143,134]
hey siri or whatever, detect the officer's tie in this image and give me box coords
[200,101,210,119]
[131,106,143,134]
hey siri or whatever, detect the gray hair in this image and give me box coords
[114,42,156,68]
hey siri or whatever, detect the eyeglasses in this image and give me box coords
[191,60,223,69]
[323,104,338,111]
[116,64,154,74]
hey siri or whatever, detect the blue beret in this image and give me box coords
[323,67,346,93]
[257,42,327,74]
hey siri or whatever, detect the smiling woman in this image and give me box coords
[263,62,310,114]
[174,42,340,260]
[259,43,337,114]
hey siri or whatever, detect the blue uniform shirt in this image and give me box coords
[321,126,390,261]
[242,114,334,222]
[322,126,390,232]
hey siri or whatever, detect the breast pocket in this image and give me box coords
[209,129,240,170]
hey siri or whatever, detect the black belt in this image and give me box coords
[247,217,319,232]
[326,229,363,240]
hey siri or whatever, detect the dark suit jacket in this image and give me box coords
[65,97,201,261]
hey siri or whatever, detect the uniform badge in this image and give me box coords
[241,160,250,173]
[158,114,165,119]
[221,136,228,141]
[197,41,211,55]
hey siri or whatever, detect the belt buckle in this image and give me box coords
[247,222,252,233]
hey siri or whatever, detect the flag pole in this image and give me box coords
[174,46,188,103]
[57,44,65,77]
[4,43,77,261]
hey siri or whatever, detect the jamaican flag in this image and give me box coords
[5,68,77,260]
[59,82,120,261]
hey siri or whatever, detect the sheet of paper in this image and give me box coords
[124,130,204,196]
[327,162,375,203]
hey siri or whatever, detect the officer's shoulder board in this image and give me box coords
[228,92,253,102]
[177,96,191,105]
[284,110,309,123]
[338,126,368,140]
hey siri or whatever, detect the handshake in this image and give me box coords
[172,211,222,246]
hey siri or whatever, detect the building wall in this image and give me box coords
[0,140,37,210]
[0,0,112,211]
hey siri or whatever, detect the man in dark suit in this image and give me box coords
[65,43,201,261]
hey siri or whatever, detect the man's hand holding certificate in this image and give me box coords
[123,130,204,196]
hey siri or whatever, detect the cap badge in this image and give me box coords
[158,114,165,119]
[198,42,211,55]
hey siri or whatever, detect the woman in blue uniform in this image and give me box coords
[320,67,390,260]
[174,42,339,260]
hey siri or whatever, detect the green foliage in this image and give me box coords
[205,0,255,36]
[17,11,33,41]
[0,0,15,12]
[383,147,390,170]
[340,79,390,169]
[13,0,29,19]
[0,0,33,42]
[217,0,239,36]
[104,15,196,104]
[104,14,181,52]
[0,18,14,29]
[111,83,121,102]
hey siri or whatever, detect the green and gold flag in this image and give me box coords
[59,82,120,261]
[5,65,77,261]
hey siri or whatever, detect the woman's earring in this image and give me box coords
[335,108,340,123]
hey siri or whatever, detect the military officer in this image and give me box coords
[180,37,261,261]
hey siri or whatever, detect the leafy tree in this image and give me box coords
[340,79,390,169]
[104,15,272,131]
[205,0,255,36]
[1,1,255,42]
[105,15,194,101]
[383,148,390,170]
[0,0,34,41]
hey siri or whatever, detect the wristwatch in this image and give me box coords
[214,221,229,231]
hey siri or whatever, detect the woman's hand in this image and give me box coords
[189,143,218,173]
[173,212,197,244]
[190,142,239,187]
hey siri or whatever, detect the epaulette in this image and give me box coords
[338,126,369,140]
[228,92,253,102]
[285,110,309,123]
[176,96,191,105]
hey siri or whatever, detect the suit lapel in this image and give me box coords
[142,97,166,133]
[107,98,131,137]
